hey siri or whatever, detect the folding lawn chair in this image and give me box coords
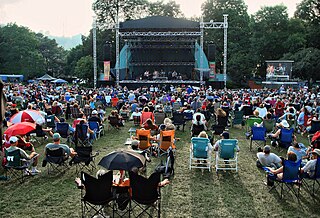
[44,147,69,174]
[154,112,166,126]
[70,146,99,175]
[133,115,141,126]
[302,157,320,196]
[278,128,294,149]
[88,121,104,139]
[231,110,244,128]
[215,139,238,173]
[190,137,211,172]
[172,112,186,131]
[74,124,93,147]
[56,122,73,144]
[250,126,266,151]
[129,171,162,218]
[136,129,152,153]
[191,123,205,137]
[158,130,176,157]
[79,171,115,218]
[267,160,302,200]
[263,119,276,133]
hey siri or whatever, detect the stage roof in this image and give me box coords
[120,16,200,31]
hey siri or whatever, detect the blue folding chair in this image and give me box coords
[279,128,294,148]
[183,111,193,122]
[268,160,302,199]
[302,157,320,196]
[190,137,211,172]
[215,139,238,173]
[56,122,73,144]
[250,126,266,151]
[88,121,104,139]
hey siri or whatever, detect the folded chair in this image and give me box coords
[129,171,162,218]
[302,157,320,196]
[44,147,69,174]
[215,139,238,173]
[70,146,99,175]
[80,171,114,218]
[190,137,211,172]
[136,129,152,153]
[267,160,302,200]
[250,126,266,151]
[4,149,35,183]
[158,130,176,157]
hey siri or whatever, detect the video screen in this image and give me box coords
[265,61,293,80]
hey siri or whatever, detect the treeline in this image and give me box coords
[0,0,319,85]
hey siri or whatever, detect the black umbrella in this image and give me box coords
[98,150,146,171]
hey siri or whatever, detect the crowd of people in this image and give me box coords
[1,81,320,187]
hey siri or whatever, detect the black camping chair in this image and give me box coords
[44,147,69,174]
[80,171,115,218]
[129,171,162,218]
[74,124,92,147]
[211,125,225,141]
[172,112,186,131]
[70,146,99,175]
[191,123,205,137]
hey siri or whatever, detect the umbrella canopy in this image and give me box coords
[4,122,36,138]
[37,74,57,81]
[10,110,45,124]
[51,79,68,84]
[98,150,146,171]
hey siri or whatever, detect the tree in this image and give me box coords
[283,48,320,80]
[74,56,94,85]
[201,0,253,81]
[147,0,183,17]
[92,0,148,27]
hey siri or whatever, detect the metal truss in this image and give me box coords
[129,62,194,66]
[120,32,201,37]
[200,22,225,29]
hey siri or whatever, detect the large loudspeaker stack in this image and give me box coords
[104,42,111,61]
[207,43,216,61]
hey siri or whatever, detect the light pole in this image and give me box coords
[93,16,97,89]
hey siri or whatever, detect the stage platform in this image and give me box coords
[119,80,200,84]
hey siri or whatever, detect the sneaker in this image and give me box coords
[31,169,41,175]
[23,169,31,176]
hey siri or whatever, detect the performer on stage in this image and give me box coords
[153,70,159,79]
[172,70,177,80]
[144,70,150,80]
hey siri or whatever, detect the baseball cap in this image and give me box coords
[264,145,271,152]
[53,133,61,140]
[9,136,18,143]
[92,110,98,115]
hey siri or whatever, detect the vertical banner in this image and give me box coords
[209,61,216,80]
[103,61,110,81]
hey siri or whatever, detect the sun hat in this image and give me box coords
[280,120,289,128]
[92,110,98,115]
[312,149,320,156]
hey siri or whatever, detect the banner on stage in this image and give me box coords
[209,62,216,80]
[103,61,110,81]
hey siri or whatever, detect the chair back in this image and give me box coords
[280,128,294,144]
[81,171,113,204]
[246,117,263,129]
[310,120,320,134]
[75,124,89,143]
[263,119,275,133]
[45,115,56,128]
[133,115,141,126]
[108,116,120,126]
[217,116,228,128]
[242,105,253,116]
[172,112,185,125]
[184,111,193,121]
[136,129,151,150]
[5,149,23,167]
[46,147,65,164]
[56,122,70,138]
[76,146,92,157]
[88,121,99,132]
[219,139,238,159]
[83,108,93,118]
[233,111,244,125]
[212,125,225,135]
[141,112,154,124]
[160,130,175,150]
[282,159,301,182]
[191,137,209,158]
[251,126,266,141]
[314,157,320,179]
[191,123,205,137]
[129,171,161,204]
[172,102,181,112]
[120,111,129,120]
[154,112,166,125]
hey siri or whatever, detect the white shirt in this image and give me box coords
[257,152,281,167]
[256,107,267,118]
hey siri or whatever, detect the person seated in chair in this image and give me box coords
[213,131,240,152]
[191,114,206,136]
[5,136,40,175]
[58,118,75,134]
[88,110,102,126]
[197,131,213,157]
[268,119,296,147]
[141,118,158,132]
[130,166,170,187]
[300,149,320,178]
[256,145,282,169]
[44,133,77,160]
[16,135,36,153]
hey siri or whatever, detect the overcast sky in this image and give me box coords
[0,0,302,37]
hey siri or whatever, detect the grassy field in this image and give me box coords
[0,118,319,218]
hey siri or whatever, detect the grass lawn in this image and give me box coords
[0,118,319,218]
